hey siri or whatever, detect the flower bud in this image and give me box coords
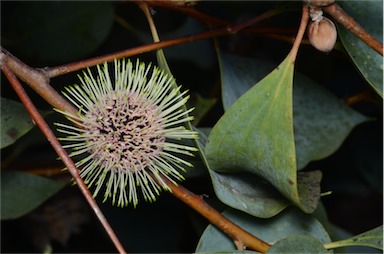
[307,17,337,52]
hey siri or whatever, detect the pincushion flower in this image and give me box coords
[55,59,198,207]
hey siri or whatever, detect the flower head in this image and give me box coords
[56,59,198,207]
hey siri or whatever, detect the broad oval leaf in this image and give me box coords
[206,53,308,211]
[293,74,369,169]
[267,235,329,253]
[324,225,383,251]
[219,54,275,112]
[218,54,369,170]
[1,171,65,219]
[196,207,332,253]
[3,2,114,65]
[337,1,383,97]
[1,98,38,149]
[201,127,311,218]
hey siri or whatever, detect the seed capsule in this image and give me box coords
[307,17,337,52]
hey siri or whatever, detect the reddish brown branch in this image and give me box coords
[324,3,383,56]
[1,63,127,254]
[0,48,78,116]
[289,4,309,60]
[227,8,283,34]
[162,176,271,253]
[43,27,228,78]
[43,6,288,78]
[144,0,383,56]
[136,0,297,31]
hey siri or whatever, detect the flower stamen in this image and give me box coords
[56,59,198,207]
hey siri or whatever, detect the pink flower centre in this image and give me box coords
[84,91,165,172]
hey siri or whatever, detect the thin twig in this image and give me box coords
[43,27,227,78]
[227,8,284,34]
[289,4,309,60]
[133,0,229,27]
[138,2,161,42]
[160,176,271,253]
[1,63,127,254]
[137,0,299,30]
[141,0,383,56]
[323,3,383,56]
[43,5,290,78]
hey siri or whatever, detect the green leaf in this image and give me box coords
[292,74,369,169]
[3,2,114,65]
[206,53,308,211]
[203,127,304,219]
[267,235,329,253]
[324,226,383,251]
[208,53,369,217]
[219,54,276,112]
[208,170,290,218]
[1,171,65,220]
[196,207,332,253]
[208,170,321,219]
[337,1,383,97]
[1,98,45,149]
[218,54,369,170]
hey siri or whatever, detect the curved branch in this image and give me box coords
[323,3,383,56]
[161,176,271,253]
[43,6,290,78]
[43,27,227,78]
[0,47,77,116]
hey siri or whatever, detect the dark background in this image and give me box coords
[1,1,382,252]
